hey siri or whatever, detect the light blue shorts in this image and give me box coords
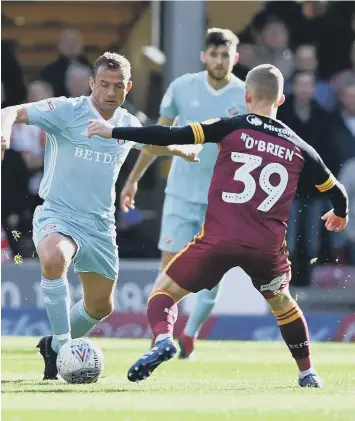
[158,195,207,253]
[32,202,118,281]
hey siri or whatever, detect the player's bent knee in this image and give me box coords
[85,299,113,320]
[150,273,190,303]
[38,234,76,279]
[39,242,70,279]
[266,288,294,312]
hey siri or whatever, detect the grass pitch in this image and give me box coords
[2,337,355,421]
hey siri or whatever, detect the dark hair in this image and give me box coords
[93,52,131,80]
[205,28,239,50]
[291,70,315,84]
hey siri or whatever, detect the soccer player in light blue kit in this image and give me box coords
[121,29,246,358]
[1,52,200,380]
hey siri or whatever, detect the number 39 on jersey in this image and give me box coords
[222,152,288,212]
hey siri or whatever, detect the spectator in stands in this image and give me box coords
[278,70,332,286]
[65,63,91,97]
[250,16,294,79]
[41,28,91,97]
[338,158,355,265]
[244,2,354,79]
[331,40,355,95]
[326,75,355,264]
[1,40,26,107]
[255,1,327,48]
[285,45,335,111]
[328,75,355,177]
[233,43,254,81]
[316,3,355,79]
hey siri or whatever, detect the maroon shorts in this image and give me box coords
[165,236,291,298]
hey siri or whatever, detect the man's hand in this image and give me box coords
[120,180,138,213]
[170,144,202,163]
[321,209,348,232]
[88,119,115,139]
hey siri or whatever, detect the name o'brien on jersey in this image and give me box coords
[240,132,294,161]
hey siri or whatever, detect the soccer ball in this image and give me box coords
[56,338,104,384]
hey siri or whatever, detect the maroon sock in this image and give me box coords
[273,302,311,371]
[147,290,178,339]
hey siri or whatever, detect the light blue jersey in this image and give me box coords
[25,96,142,221]
[27,96,141,281]
[160,71,246,205]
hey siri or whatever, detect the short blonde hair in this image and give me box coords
[245,64,284,104]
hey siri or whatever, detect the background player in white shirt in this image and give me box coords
[121,28,247,358]
[1,52,200,380]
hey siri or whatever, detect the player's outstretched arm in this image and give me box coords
[88,118,197,144]
[88,117,231,146]
[142,144,202,162]
[88,119,202,163]
[1,105,29,158]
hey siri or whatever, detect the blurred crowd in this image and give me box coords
[1,1,355,286]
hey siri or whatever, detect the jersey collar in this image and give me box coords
[201,71,237,97]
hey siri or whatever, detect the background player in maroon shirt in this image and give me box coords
[88,64,348,388]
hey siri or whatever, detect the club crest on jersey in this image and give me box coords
[228,107,239,116]
[246,115,263,126]
[117,139,127,146]
[37,100,56,112]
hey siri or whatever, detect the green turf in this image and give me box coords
[2,337,355,421]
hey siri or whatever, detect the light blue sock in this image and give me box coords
[184,285,220,338]
[41,276,71,353]
[70,299,101,338]
[52,299,101,351]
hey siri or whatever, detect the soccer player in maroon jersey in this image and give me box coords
[88,64,348,388]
